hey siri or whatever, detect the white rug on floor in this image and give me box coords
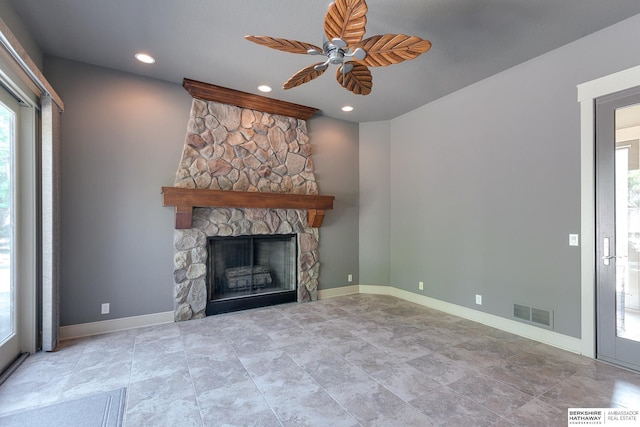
[0,387,126,427]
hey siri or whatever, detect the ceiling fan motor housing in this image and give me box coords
[324,40,346,64]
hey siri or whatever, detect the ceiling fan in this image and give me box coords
[245,0,431,95]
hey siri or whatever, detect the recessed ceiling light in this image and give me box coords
[341,105,354,112]
[258,85,272,93]
[135,53,155,64]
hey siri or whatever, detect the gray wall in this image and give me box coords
[0,0,42,69]
[374,13,640,338]
[308,116,360,289]
[359,121,390,286]
[45,57,190,325]
[44,57,359,325]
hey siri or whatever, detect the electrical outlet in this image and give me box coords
[101,303,110,314]
[475,295,482,305]
[419,281,424,290]
[348,274,353,283]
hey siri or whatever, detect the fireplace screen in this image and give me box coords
[208,234,297,303]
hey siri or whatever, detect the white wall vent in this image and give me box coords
[513,303,553,329]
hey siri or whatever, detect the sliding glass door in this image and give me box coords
[0,87,20,371]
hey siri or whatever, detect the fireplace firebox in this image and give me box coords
[206,234,298,315]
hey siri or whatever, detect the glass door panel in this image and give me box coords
[0,90,18,371]
[0,100,12,344]
[615,104,640,343]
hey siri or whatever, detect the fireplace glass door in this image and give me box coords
[207,234,297,314]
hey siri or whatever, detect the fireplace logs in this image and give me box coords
[224,265,273,290]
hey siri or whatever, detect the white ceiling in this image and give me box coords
[9,0,640,123]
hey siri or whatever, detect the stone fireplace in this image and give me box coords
[165,79,333,321]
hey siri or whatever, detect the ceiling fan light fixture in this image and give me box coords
[257,84,272,93]
[341,105,354,112]
[134,52,155,64]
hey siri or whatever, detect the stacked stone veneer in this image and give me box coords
[172,99,320,321]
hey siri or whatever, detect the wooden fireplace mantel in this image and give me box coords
[161,187,335,229]
[183,78,318,120]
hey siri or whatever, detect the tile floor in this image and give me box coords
[1,294,640,426]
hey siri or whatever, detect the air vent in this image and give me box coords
[513,303,553,329]
[513,304,531,321]
[531,307,553,328]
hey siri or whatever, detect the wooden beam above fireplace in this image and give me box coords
[182,78,319,120]
[161,187,334,229]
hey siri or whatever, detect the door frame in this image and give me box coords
[578,65,640,358]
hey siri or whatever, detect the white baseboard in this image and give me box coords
[62,286,359,340]
[318,285,360,299]
[60,285,583,355]
[358,285,583,354]
[60,311,174,340]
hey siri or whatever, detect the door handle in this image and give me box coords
[602,237,627,265]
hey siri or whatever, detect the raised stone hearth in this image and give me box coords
[168,80,326,321]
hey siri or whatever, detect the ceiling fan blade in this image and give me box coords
[324,0,368,47]
[283,63,328,90]
[245,35,322,55]
[354,34,432,67]
[336,63,372,95]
